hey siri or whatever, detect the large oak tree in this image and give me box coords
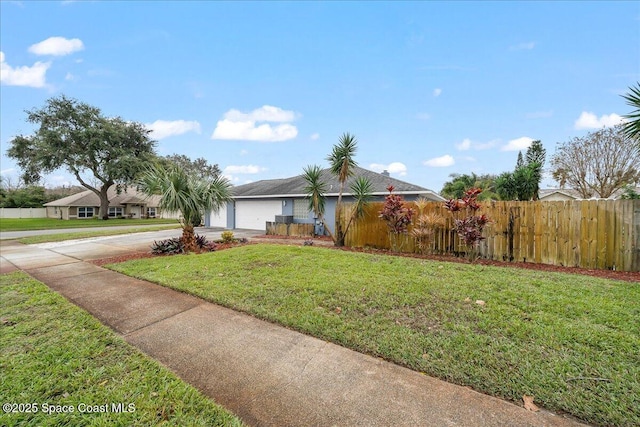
[7,95,156,219]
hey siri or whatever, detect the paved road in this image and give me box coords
[0,222,182,240]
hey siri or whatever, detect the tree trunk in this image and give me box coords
[334,182,346,246]
[334,206,345,246]
[182,224,197,253]
[99,185,110,220]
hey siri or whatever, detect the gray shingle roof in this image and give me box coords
[44,185,161,207]
[232,166,445,200]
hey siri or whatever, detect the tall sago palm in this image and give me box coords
[302,164,334,239]
[326,132,358,246]
[342,176,373,239]
[138,164,232,252]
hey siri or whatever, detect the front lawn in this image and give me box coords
[0,217,178,232]
[109,244,640,427]
[0,272,243,427]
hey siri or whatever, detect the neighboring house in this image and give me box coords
[538,189,583,201]
[539,187,640,201]
[206,166,445,232]
[44,185,166,220]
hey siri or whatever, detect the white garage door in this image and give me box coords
[235,200,282,230]
[209,205,227,228]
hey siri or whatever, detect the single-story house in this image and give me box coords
[538,189,583,201]
[44,185,166,220]
[206,166,445,232]
[539,187,640,201]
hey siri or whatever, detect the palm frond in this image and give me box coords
[326,132,358,183]
[138,164,232,227]
[622,82,640,141]
[302,164,327,217]
[349,176,373,219]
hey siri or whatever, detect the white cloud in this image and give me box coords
[423,155,455,167]
[501,136,534,151]
[455,138,471,151]
[146,120,201,140]
[211,105,300,142]
[240,149,249,156]
[310,133,320,140]
[0,168,16,175]
[574,111,624,130]
[223,165,266,174]
[433,88,442,97]
[28,37,84,56]
[65,72,76,81]
[510,41,535,51]
[369,162,408,177]
[212,120,297,142]
[416,112,431,120]
[0,52,50,88]
[223,105,298,123]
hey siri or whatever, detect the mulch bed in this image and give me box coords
[90,236,639,283]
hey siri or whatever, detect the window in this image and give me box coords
[78,207,94,218]
[293,199,310,220]
[108,207,124,218]
[146,207,157,218]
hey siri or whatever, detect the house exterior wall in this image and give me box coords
[282,199,294,216]
[68,206,100,219]
[208,204,228,228]
[46,206,66,219]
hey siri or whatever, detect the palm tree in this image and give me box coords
[138,164,232,252]
[622,82,640,143]
[302,164,333,239]
[342,176,372,238]
[326,132,358,246]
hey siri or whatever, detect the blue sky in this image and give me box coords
[1,1,638,193]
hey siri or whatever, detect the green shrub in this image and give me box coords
[221,230,234,243]
[151,234,216,254]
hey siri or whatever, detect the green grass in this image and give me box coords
[17,225,180,244]
[0,272,243,427]
[0,217,179,232]
[109,244,640,427]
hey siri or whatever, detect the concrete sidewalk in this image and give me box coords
[0,240,588,427]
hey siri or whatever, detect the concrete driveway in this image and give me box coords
[0,227,262,266]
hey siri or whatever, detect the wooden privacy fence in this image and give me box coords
[339,200,640,272]
[266,222,314,237]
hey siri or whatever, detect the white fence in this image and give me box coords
[0,208,47,218]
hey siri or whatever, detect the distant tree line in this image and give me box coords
[441,140,546,201]
[0,178,84,208]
